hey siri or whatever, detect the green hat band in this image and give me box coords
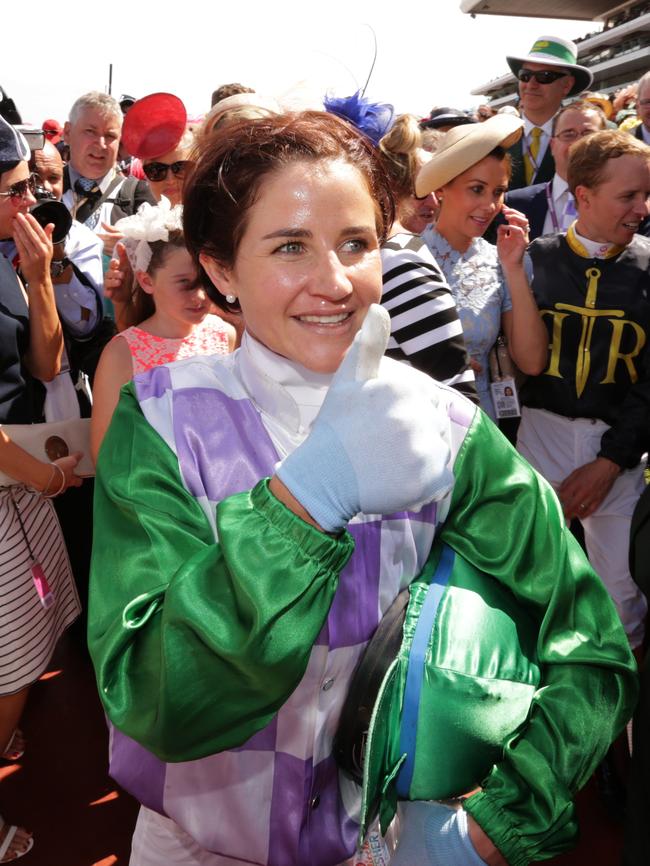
[530,40,576,65]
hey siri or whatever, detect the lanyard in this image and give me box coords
[544,182,560,232]
[8,489,55,608]
[523,131,542,176]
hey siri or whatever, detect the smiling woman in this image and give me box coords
[200,158,382,373]
[87,110,637,866]
[418,114,548,418]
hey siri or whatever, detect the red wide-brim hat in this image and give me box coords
[121,93,187,160]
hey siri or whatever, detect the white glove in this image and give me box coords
[277,304,453,532]
[391,802,487,865]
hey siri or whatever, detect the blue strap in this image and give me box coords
[395,544,455,797]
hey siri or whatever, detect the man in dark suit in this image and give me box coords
[506,101,607,239]
[504,36,593,190]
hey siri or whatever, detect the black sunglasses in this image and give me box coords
[142,160,191,182]
[517,69,569,85]
[0,173,37,202]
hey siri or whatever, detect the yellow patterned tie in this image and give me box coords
[524,127,542,185]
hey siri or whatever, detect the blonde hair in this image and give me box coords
[177,127,196,152]
[143,127,196,168]
[379,114,424,202]
[195,94,281,152]
[421,128,444,154]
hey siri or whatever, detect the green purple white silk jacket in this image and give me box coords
[88,338,637,866]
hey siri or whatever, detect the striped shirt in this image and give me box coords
[381,233,478,403]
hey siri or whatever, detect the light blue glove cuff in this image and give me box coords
[391,802,487,866]
[276,421,359,533]
[424,806,486,865]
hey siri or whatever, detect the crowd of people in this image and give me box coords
[1,30,649,866]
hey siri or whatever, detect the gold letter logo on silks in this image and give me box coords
[569,267,602,397]
[541,267,646,398]
[540,309,570,378]
[602,318,646,385]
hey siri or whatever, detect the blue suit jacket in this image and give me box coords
[504,182,549,241]
[484,181,549,244]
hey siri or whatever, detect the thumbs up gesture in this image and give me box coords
[276,304,453,532]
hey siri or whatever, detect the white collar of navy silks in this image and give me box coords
[237,331,332,440]
[68,163,118,196]
[565,222,625,260]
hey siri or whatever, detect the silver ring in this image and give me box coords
[579,503,587,510]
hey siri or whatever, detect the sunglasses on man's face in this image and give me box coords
[518,69,569,85]
[0,174,37,203]
[142,160,191,182]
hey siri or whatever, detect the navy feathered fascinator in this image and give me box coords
[323,91,394,146]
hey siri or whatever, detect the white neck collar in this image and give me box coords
[237,332,332,435]
[573,225,619,259]
[523,115,554,137]
[551,174,569,202]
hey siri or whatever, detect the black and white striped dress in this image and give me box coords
[381,232,479,402]
[0,485,80,695]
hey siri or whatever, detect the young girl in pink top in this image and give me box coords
[91,201,235,461]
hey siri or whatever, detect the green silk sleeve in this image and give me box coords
[441,411,638,866]
[88,383,354,763]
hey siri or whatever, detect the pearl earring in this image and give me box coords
[225,294,237,304]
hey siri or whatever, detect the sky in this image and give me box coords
[3,0,598,126]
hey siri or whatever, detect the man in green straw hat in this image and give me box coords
[505,36,593,190]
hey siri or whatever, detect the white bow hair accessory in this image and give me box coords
[114,197,184,273]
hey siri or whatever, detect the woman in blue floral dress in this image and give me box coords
[418,115,547,419]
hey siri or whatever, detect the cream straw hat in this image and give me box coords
[415,114,523,196]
